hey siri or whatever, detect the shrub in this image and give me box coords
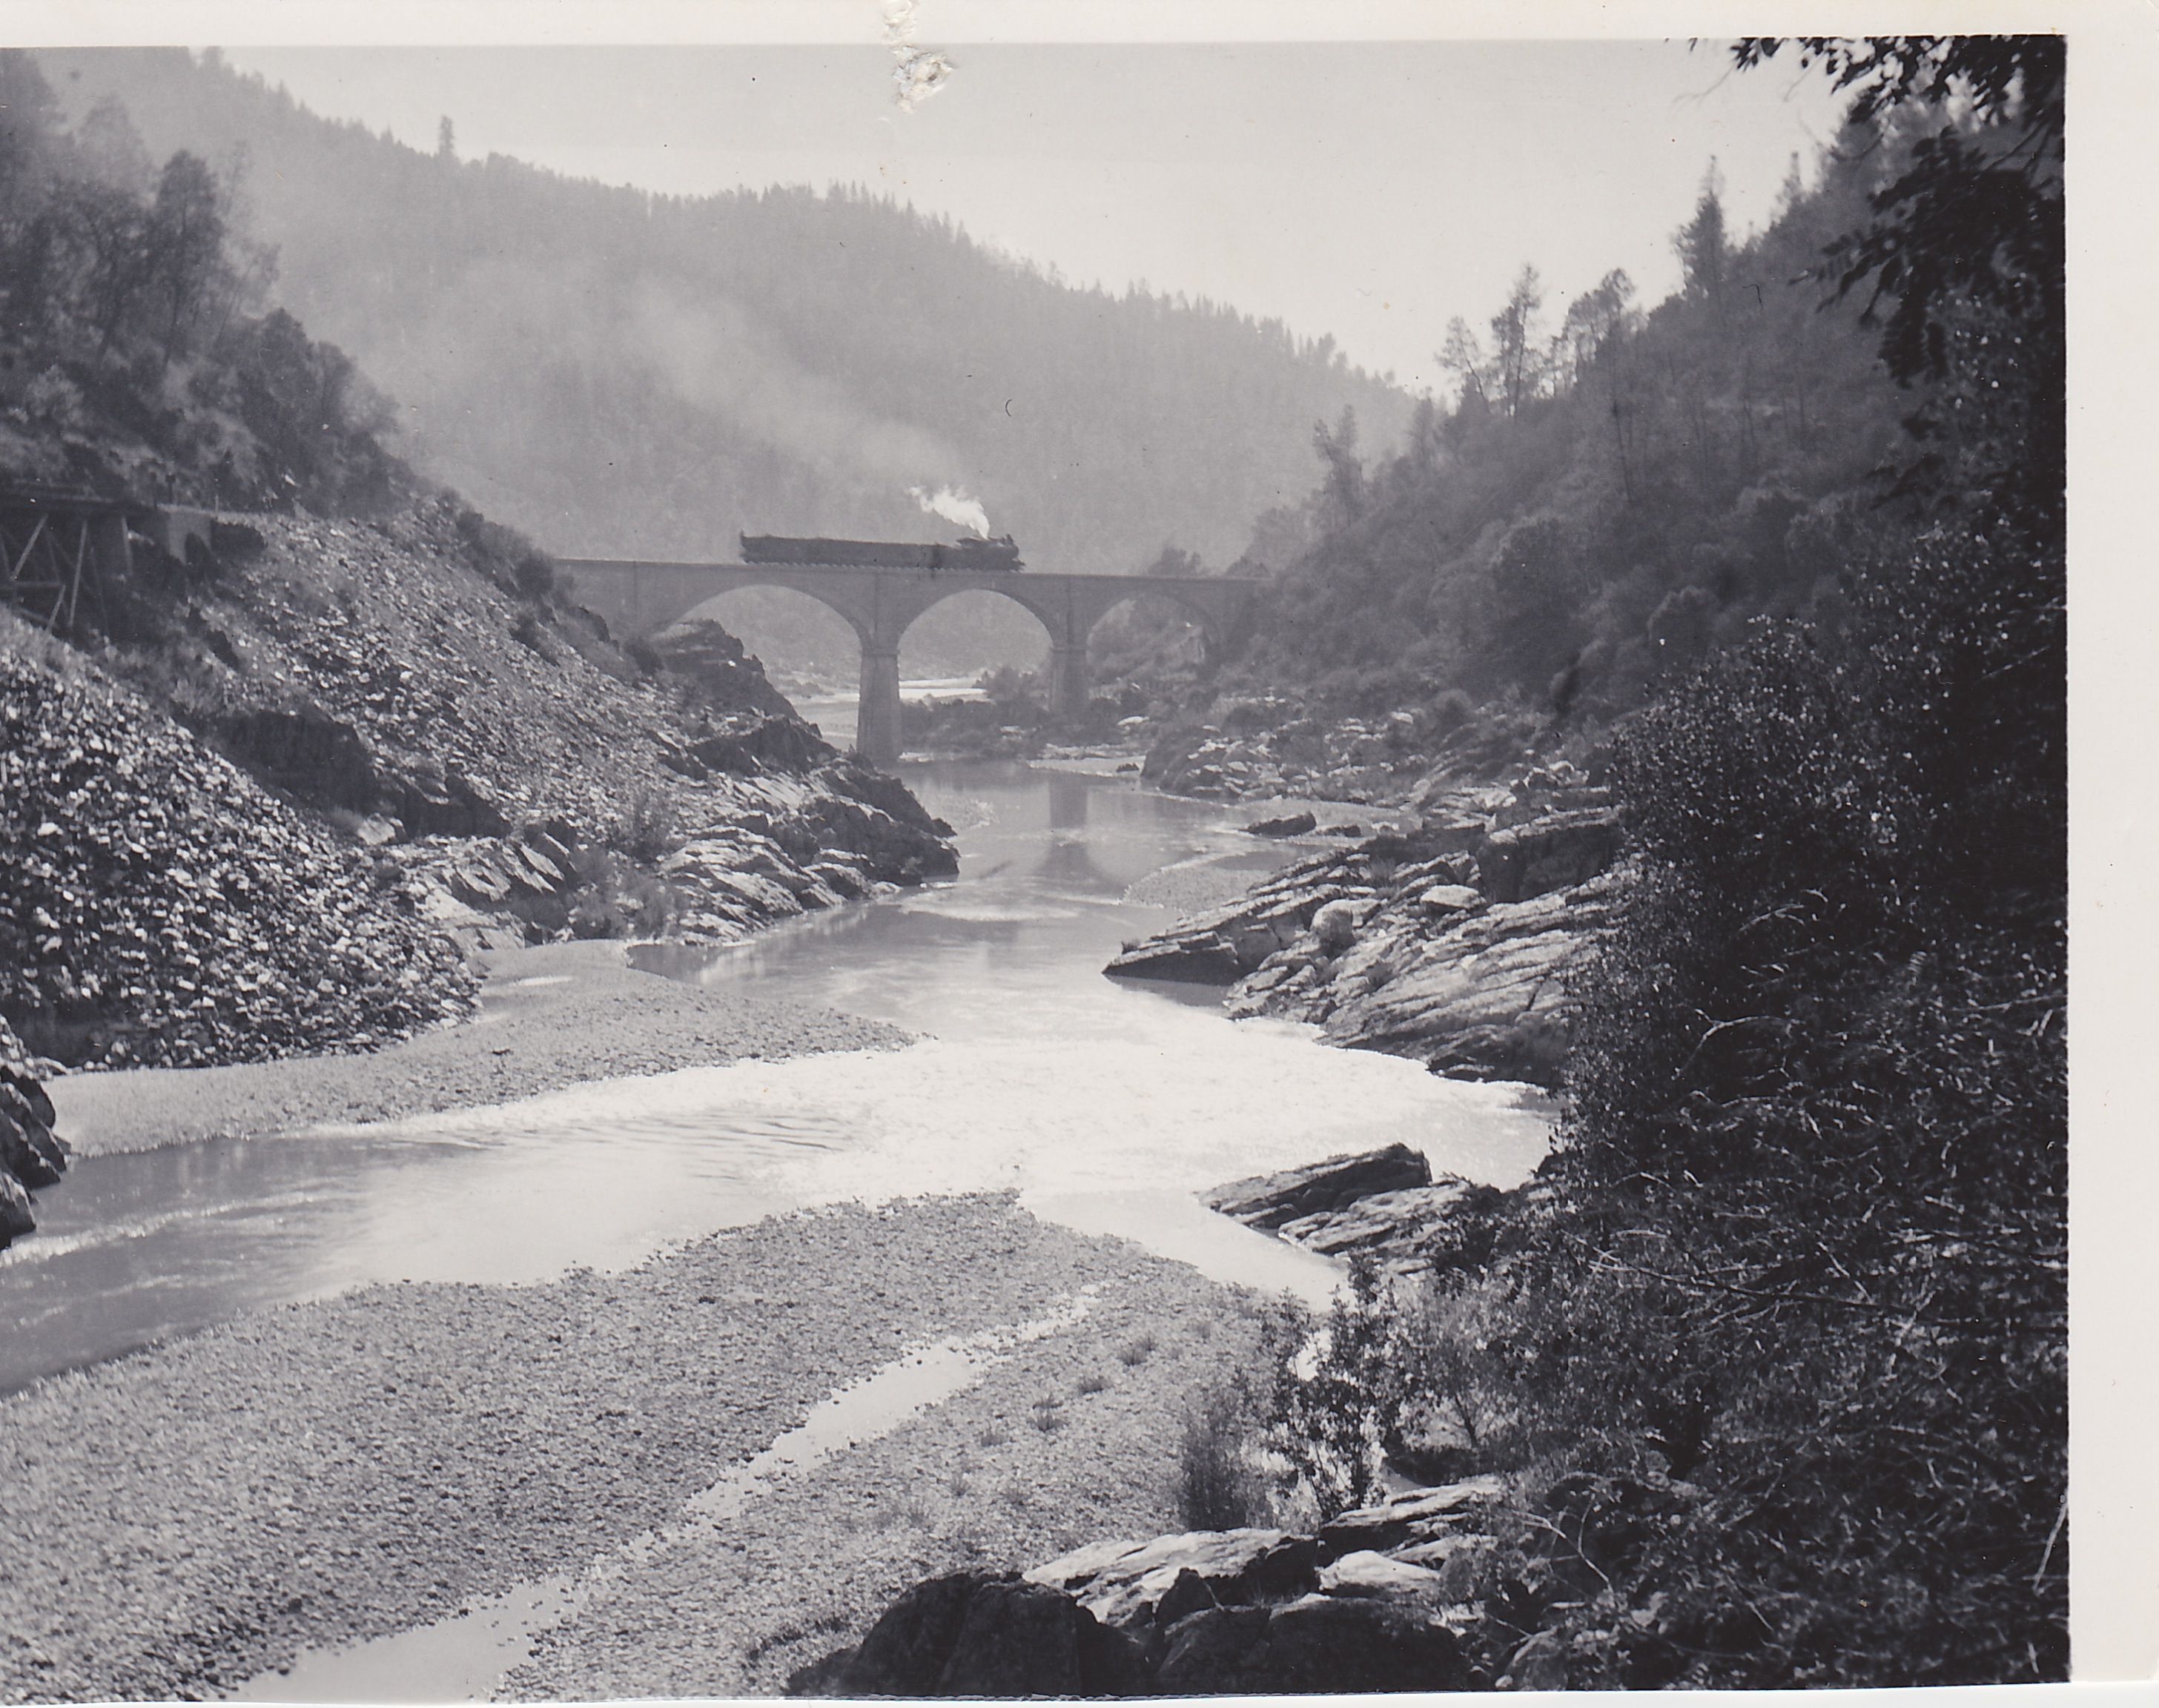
[1174,1381,1271,1532]
[513,551,556,602]
[606,786,678,865]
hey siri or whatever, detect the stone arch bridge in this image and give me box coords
[556,556,1257,766]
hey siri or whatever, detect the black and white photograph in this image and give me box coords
[0,4,2139,1699]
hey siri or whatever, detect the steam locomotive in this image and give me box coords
[739,534,1025,572]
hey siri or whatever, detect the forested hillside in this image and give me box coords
[39,47,1411,595]
[1228,128,1922,721]
[0,55,405,512]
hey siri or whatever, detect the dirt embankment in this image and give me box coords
[0,1196,1255,1705]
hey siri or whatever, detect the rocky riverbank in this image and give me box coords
[1141,695,1555,810]
[1107,762,1622,1088]
[0,1196,1258,1704]
[1,502,957,1079]
[784,1146,1561,1695]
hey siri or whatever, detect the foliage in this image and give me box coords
[1733,36,2063,531]
[1174,1380,1273,1532]
[1233,113,1914,722]
[42,46,1413,580]
[0,51,409,514]
[607,784,680,864]
[1257,1260,1412,1517]
[1240,37,2064,1687]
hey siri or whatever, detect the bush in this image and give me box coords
[607,785,678,864]
[1174,1380,1271,1531]
[513,551,556,602]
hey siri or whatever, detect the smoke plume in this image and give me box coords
[910,484,991,537]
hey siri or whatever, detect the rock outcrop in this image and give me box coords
[1108,771,1624,1087]
[1104,842,1389,984]
[796,1487,1503,1697]
[1028,1528,1323,1658]
[1204,1142,1526,1274]
[787,1572,1145,1698]
[1205,1142,1432,1230]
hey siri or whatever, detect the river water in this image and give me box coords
[1,758,1552,1395]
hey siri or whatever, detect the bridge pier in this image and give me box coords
[1046,641,1091,721]
[856,646,905,769]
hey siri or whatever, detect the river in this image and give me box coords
[0,758,1553,1396]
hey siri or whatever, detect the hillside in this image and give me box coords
[39,47,1412,605]
[0,44,956,1080]
[1219,133,1917,725]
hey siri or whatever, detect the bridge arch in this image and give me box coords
[558,555,1254,767]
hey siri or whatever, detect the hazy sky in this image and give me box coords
[225,41,1850,394]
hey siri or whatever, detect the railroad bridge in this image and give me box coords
[557,555,1257,767]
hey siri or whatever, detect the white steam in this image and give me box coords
[909,483,991,537]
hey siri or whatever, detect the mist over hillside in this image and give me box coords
[41,48,1413,613]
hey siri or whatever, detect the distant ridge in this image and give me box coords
[40,47,1412,585]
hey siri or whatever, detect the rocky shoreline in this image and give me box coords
[784,1145,1560,1696]
[1107,760,1622,1088]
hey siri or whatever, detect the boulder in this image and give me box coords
[1105,926,1246,985]
[1317,1477,1508,1560]
[1153,1594,1473,1695]
[1273,1179,1481,1264]
[787,1572,1144,1698]
[1244,810,1317,838]
[1028,1528,1321,1641]
[1318,1550,1454,1603]
[1312,896,1370,956]
[1206,1142,1432,1231]
[0,1088,69,1191]
[0,1019,65,1250]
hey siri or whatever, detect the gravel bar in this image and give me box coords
[510,1255,1260,1698]
[48,939,909,1159]
[0,1196,1254,1704]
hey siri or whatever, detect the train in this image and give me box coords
[738,534,1025,572]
